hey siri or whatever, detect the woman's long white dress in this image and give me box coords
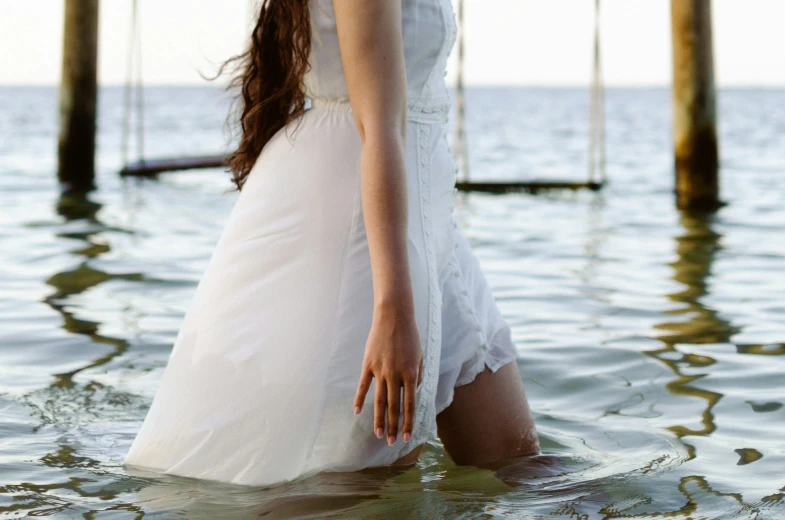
[123,0,519,487]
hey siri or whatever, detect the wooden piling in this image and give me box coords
[58,0,100,192]
[670,0,720,210]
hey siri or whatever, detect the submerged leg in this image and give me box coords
[392,443,424,466]
[436,361,539,467]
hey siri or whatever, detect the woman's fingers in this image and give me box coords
[359,359,422,444]
[353,367,373,414]
[401,374,416,442]
[386,378,401,444]
[374,376,387,438]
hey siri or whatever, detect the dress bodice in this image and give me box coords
[304,0,457,124]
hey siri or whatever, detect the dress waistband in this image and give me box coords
[309,97,450,125]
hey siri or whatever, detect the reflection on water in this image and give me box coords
[5,193,146,517]
[649,211,732,440]
[638,211,753,517]
[1,87,784,518]
[44,194,139,389]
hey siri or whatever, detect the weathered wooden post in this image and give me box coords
[58,0,99,192]
[671,0,720,210]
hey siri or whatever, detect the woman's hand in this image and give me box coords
[354,299,423,446]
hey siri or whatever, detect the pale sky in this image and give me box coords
[2,0,785,87]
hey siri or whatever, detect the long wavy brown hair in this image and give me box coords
[219,0,311,191]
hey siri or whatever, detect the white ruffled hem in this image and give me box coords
[434,326,519,419]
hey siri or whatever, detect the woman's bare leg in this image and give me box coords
[436,361,539,466]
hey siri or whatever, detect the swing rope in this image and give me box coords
[122,0,145,168]
[588,0,606,185]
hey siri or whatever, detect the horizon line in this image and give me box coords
[3,83,785,90]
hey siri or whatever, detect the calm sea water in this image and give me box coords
[1,86,784,519]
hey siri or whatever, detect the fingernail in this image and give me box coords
[375,428,383,438]
[387,435,396,445]
[403,432,411,442]
[354,406,361,415]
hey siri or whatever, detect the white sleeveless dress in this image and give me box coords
[123,0,518,487]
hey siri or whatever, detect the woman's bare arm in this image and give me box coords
[333,0,423,446]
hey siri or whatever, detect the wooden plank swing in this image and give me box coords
[120,155,227,178]
[117,0,229,178]
[452,0,606,194]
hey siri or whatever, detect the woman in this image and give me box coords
[124,0,540,487]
